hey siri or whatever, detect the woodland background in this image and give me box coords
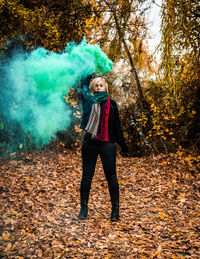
[0,0,200,258]
[0,0,199,160]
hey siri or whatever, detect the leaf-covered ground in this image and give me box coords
[0,146,200,258]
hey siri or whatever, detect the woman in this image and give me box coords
[78,75,129,221]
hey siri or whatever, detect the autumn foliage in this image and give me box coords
[0,146,200,257]
[0,0,94,51]
[0,0,199,157]
[0,1,200,257]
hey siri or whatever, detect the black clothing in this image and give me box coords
[111,200,119,221]
[78,199,88,220]
[81,138,119,202]
[80,76,129,153]
[78,75,128,220]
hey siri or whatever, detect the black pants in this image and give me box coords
[80,137,119,202]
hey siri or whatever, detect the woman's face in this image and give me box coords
[94,81,107,92]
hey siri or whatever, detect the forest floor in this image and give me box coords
[0,145,200,258]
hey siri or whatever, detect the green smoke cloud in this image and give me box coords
[3,38,113,146]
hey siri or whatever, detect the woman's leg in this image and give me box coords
[100,142,119,201]
[78,141,99,219]
[80,141,99,201]
[100,142,119,221]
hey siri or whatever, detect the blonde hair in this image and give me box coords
[89,77,109,93]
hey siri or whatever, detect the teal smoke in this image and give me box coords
[2,39,113,146]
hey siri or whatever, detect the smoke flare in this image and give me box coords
[0,38,113,151]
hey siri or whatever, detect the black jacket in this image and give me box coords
[80,76,129,153]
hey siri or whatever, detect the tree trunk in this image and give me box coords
[104,0,145,105]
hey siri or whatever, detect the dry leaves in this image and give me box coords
[0,146,199,258]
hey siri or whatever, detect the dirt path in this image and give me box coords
[0,147,200,258]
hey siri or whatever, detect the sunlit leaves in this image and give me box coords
[0,0,94,51]
[2,231,10,240]
[159,0,200,94]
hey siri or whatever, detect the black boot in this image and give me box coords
[111,200,120,221]
[78,199,88,219]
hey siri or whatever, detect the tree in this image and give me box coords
[85,0,154,103]
[153,0,200,151]
[160,0,199,91]
[0,0,95,51]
